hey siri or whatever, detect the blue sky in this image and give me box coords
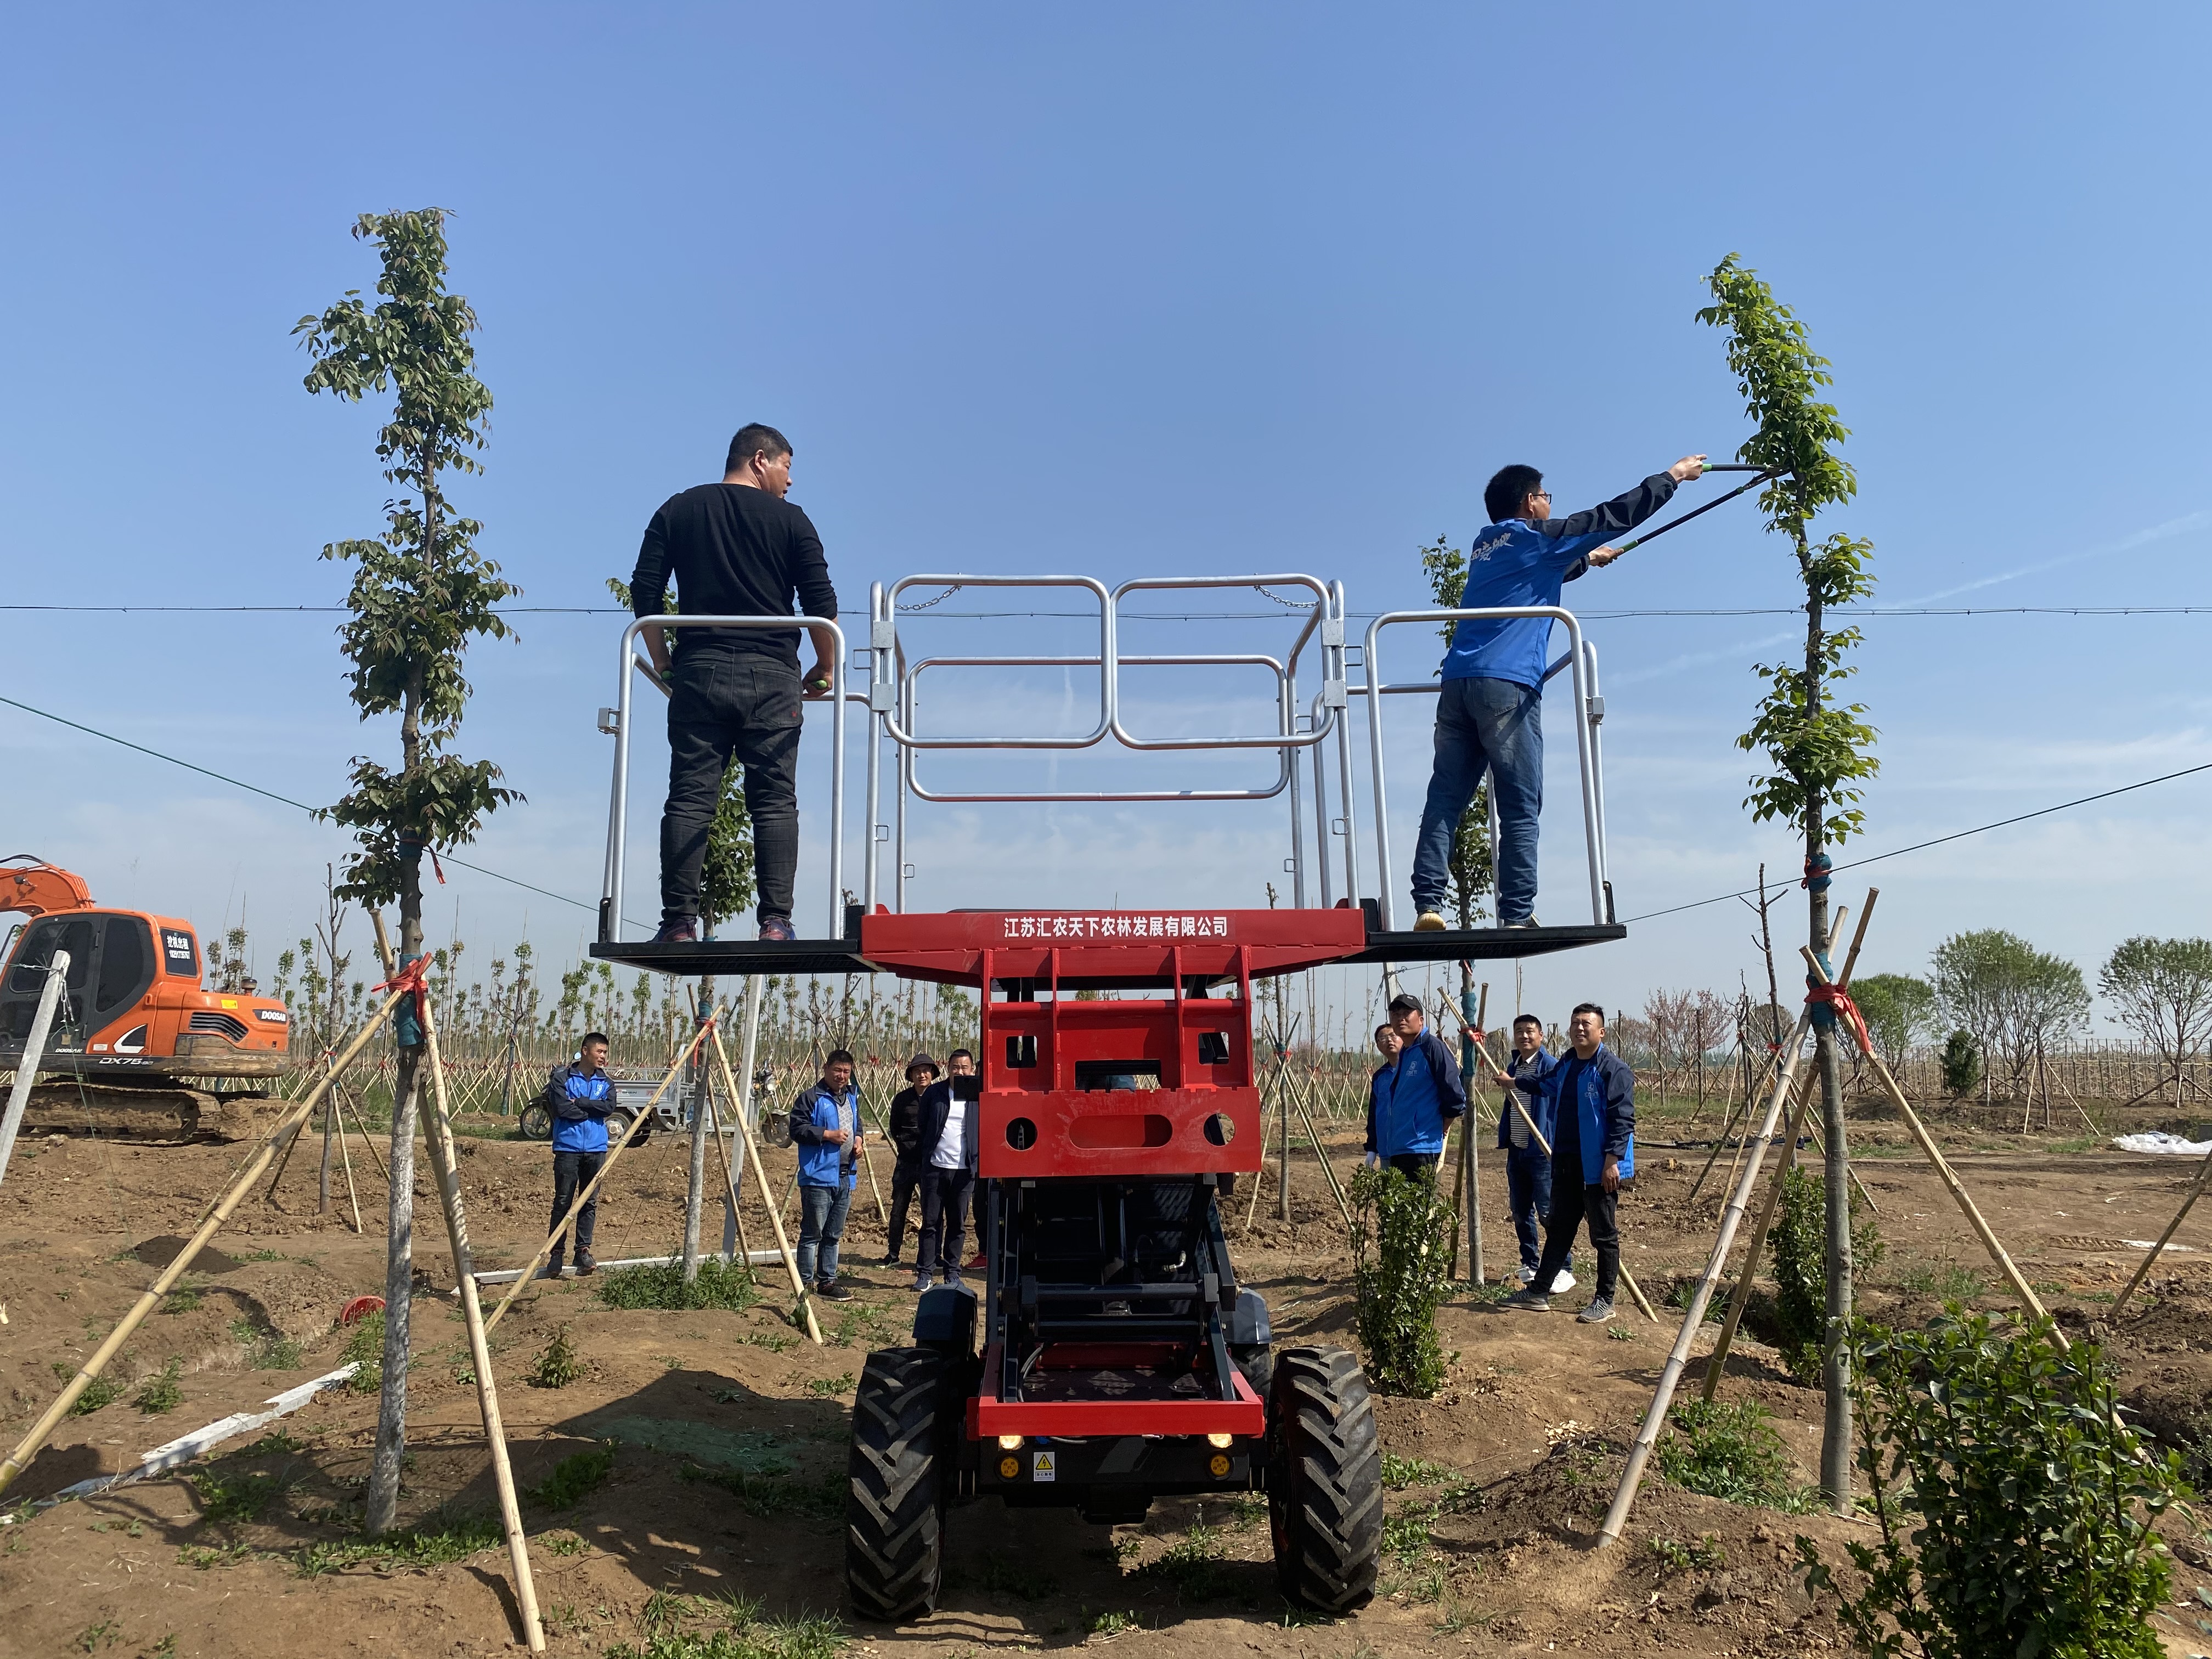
[4,4,2208,1036]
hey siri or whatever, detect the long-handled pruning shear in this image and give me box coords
[1610,463,1782,556]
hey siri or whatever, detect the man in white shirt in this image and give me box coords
[913,1065,977,1291]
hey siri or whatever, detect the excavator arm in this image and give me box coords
[1,856,95,917]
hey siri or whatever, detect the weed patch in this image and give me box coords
[679,1463,840,1526]
[52,1362,122,1416]
[597,1257,757,1313]
[598,1589,846,1659]
[529,1324,582,1389]
[1655,1399,1814,1513]
[159,1278,204,1315]
[340,1310,384,1394]
[804,1372,855,1398]
[1137,1522,1228,1601]
[526,1443,616,1510]
[134,1358,184,1415]
[192,1469,286,1525]
[293,1506,502,1576]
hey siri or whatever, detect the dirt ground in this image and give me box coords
[5,1115,2212,1658]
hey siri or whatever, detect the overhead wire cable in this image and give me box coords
[1622,761,2212,924]
[9,603,2212,620]
[0,692,626,924]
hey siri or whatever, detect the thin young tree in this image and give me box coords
[2100,936,2212,1109]
[297,208,518,1534]
[1700,253,1877,1510]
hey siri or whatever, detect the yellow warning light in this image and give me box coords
[1206,1432,1235,1449]
[1209,1453,1232,1477]
[999,1456,1020,1479]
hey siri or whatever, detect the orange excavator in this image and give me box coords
[0,856,292,1138]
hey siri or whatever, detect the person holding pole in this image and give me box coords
[1498,1004,1633,1322]
[1498,1013,1573,1292]
[538,1032,614,1279]
[790,1048,866,1301]
[1409,456,1707,931]
[879,1053,940,1268]
[1362,993,1465,1182]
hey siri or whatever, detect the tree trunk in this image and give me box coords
[1803,578,1854,1514]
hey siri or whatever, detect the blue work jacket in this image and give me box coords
[543,1064,614,1154]
[1509,1043,1636,1185]
[789,1082,862,1189]
[1364,1028,1467,1159]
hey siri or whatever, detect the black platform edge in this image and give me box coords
[589,940,878,977]
[1350,923,1627,963]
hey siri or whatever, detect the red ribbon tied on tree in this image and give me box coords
[372,953,433,1023]
[1805,983,1871,1055]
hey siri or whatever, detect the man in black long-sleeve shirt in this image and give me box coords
[631,424,839,943]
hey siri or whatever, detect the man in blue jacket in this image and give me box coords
[1496,1003,1635,1323]
[540,1032,615,1279]
[1363,992,1466,1182]
[789,1047,868,1302]
[1410,455,1706,932]
[1496,1013,1572,1292]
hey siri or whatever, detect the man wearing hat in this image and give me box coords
[881,1052,941,1268]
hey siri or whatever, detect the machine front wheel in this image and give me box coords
[846,1347,953,1622]
[1267,1345,1383,1613]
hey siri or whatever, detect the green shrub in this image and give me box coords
[1803,1311,2185,1659]
[134,1358,184,1415]
[596,1256,757,1313]
[529,1324,582,1389]
[1769,1166,1884,1383]
[1350,1165,1454,1397]
[340,1310,384,1395]
[1939,1029,1980,1098]
[1655,1398,1813,1512]
[526,1442,616,1510]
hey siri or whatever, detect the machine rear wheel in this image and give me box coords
[1267,1346,1383,1613]
[846,1347,952,1622]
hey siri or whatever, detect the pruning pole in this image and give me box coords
[481,1023,712,1338]
[1594,1009,1815,1548]
[706,1012,823,1345]
[415,995,545,1653]
[1802,947,2067,1353]
[0,986,404,1498]
[1468,1030,1658,1323]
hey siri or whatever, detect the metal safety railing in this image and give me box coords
[595,579,1612,942]
[1357,607,1611,930]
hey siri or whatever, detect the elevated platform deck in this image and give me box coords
[589,902,1624,982]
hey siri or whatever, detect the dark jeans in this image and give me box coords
[797,1181,854,1285]
[1532,1178,1617,1300]
[885,1160,922,1260]
[918,1167,972,1278]
[550,1150,605,1264]
[1410,676,1543,923]
[1504,1144,1570,1276]
[661,643,804,926]
[1386,1153,1438,1184]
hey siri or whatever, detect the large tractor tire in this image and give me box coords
[846,1347,953,1622]
[1266,1345,1383,1613]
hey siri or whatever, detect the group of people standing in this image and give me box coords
[1363,991,1635,1324]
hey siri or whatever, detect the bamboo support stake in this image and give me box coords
[334,1091,363,1233]
[1799,946,2067,1353]
[0,988,404,1498]
[706,1015,823,1344]
[1291,1092,1356,1232]
[1701,1064,1817,1401]
[416,998,545,1653]
[1468,1030,1659,1323]
[2111,1153,2212,1319]
[1595,1011,1815,1548]
[1686,1083,1758,1203]
[481,1024,712,1338]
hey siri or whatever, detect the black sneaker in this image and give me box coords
[537,1261,565,1281]
[759,916,797,943]
[652,916,699,944]
[878,1253,902,1268]
[574,1250,597,1276]
[816,1280,854,1302]
[1501,1288,1551,1312]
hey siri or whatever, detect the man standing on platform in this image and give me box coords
[1409,454,1707,932]
[1497,1004,1634,1323]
